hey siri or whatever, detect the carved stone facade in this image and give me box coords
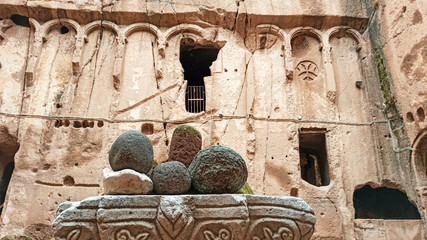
[0,0,426,239]
[53,195,315,240]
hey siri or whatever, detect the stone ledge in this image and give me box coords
[0,0,368,32]
[53,194,316,240]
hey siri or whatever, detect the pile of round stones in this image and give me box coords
[103,125,249,195]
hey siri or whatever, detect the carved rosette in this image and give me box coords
[53,195,315,240]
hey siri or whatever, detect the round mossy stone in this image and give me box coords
[109,130,153,174]
[151,161,191,194]
[168,124,202,167]
[189,145,248,194]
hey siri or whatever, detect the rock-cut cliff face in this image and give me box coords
[0,0,425,239]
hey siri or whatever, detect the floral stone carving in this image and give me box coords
[53,195,315,240]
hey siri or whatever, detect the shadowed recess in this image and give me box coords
[10,14,30,27]
[180,38,220,113]
[353,185,421,219]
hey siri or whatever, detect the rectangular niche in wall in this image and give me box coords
[299,128,330,186]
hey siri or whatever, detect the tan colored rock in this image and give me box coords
[0,0,425,239]
[102,168,153,195]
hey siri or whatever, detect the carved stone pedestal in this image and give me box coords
[53,195,316,240]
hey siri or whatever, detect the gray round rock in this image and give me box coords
[189,145,248,194]
[151,161,191,194]
[109,130,153,174]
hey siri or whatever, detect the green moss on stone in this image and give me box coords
[147,159,159,177]
[374,48,396,112]
[172,125,201,139]
[236,182,254,194]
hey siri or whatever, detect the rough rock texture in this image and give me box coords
[0,236,33,240]
[151,161,191,195]
[53,194,316,240]
[168,125,202,167]
[189,145,248,193]
[102,168,153,195]
[109,130,153,174]
[0,0,425,239]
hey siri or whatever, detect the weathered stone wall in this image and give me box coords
[0,0,424,239]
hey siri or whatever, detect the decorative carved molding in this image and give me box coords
[53,195,315,240]
[203,228,231,240]
[20,17,363,97]
[156,197,194,240]
[66,229,81,240]
[116,229,149,240]
[252,227,293,240]
[0,19,13,41]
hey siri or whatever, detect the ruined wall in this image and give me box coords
[0,0,425,239]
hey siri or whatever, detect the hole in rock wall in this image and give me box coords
[0,127,20,215]
[63,176,75,186]
[417,107,425,122]
[60,26,69,34]
[141,123,154,135]
[10,14,30,27]
[82,120,89,128]
[353,185,421,219]
[180,38,221,113]
[54,120,62,128]
[73,121,82,128]
[290,188,299,197]
[299,128,330,186]
[407,112,415,122]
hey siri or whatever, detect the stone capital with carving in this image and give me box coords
[53,195,315,240]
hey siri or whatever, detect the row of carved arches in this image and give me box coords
[25,18,366,85]
[21,18,368,119]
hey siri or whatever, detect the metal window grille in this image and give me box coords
[186,86,205,113]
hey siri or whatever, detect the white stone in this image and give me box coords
[103,168,153,195]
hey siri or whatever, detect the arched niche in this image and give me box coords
[353,185,421,219]
[116,28,161,120]
[329,28,365,122]
[245,28,288,117]
[290,28,325,119]
[179,37,222,113]
[71,22,118,118]
[163,25,226,116]
[0,17,32,113]
[413,129,427,185]
[32,23,77,115]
